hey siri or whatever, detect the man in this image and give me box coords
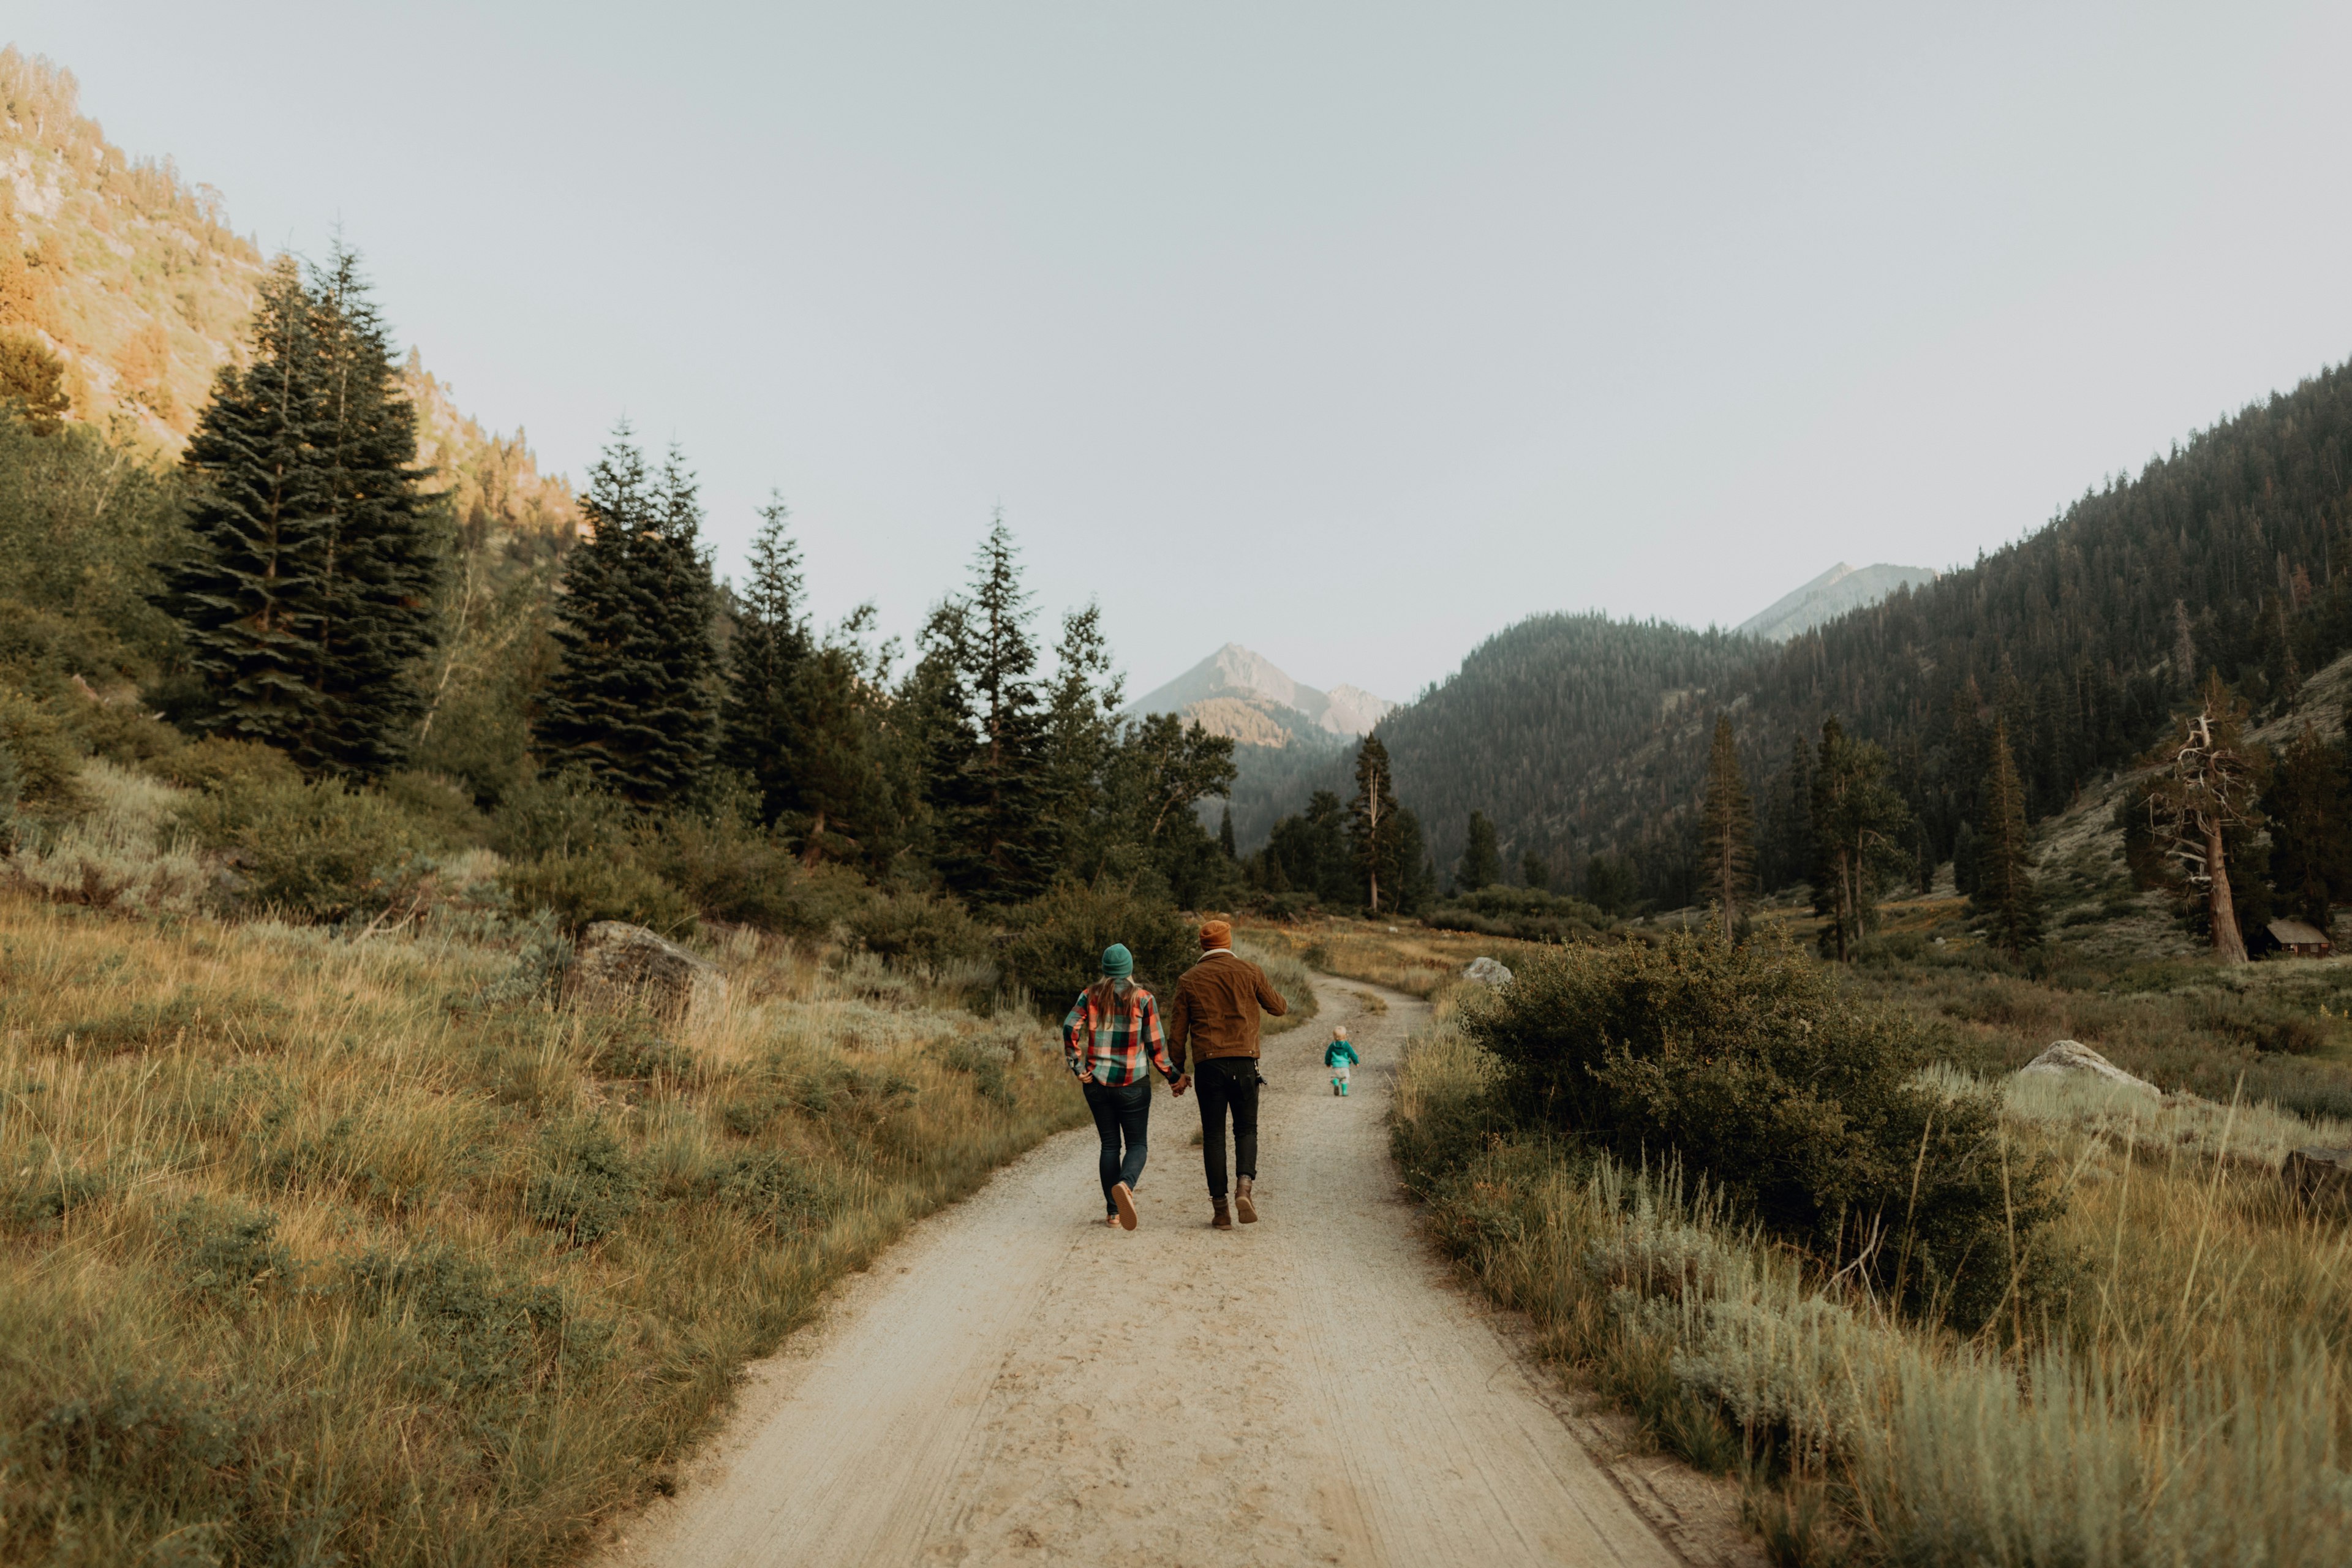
[1166,919,1288,1229]
[1062,943,1185,1230]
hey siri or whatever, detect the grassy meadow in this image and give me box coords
[0,885,1085,1565]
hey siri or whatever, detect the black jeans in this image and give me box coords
[1194,1057,1260,1199]
[1082,1079,1152,1213]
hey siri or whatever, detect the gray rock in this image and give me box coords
[565,921,728,1022]
[2283,1147,2352,1208]
[1463,956,1515,989]
[2014,1039,2159,1098]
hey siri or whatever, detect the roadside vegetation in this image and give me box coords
[1371,921,2352,1564]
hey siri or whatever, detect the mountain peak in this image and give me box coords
[1127,645,1393,745]
[1737,562,1937,642]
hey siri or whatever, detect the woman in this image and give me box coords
[1061,943,1187,1229]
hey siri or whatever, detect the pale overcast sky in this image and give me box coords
[15,3,2352,703]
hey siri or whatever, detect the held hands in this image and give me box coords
[1169,1073,1191,1098]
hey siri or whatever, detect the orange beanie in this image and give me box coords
[1199,919,1233,949]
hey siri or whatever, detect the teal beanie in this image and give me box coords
[1101,943,1134,979]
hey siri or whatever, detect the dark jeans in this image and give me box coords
[1194,1056,1260,1198]
[1082,1079,1152,1213]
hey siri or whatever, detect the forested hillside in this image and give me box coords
[1328,360,2352,911]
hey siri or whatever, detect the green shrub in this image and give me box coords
[170,1199,296,1303]
[175,774,420,922]
[380,769,493,851]
[641,799,874,933]
[525,1120,643,1245]
[1459,933,2054,1328]
[1000,880,1195,1011]
[851,889,991,970]
[1425,884,1613,943]
[150,734,301,795]
[499,850,696,938]
[490,765,633,861]
[0,687,85,816]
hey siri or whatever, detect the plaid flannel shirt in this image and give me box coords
[1062,982,1176,1088]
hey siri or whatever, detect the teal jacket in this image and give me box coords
[1324,1040,1360,1068]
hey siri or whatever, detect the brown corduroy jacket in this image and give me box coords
[1166,950,1288,1068]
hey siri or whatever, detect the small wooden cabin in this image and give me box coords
[2267,918,2334,957]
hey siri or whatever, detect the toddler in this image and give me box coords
[1324,1027,1360,1096]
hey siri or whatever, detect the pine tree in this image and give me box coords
[537,431,719,802]
[1039,601,1123,871]
[1698,713,1755,942]
[164,249,439,777]
[166,258,325,755]
[719,496,812,826]
[1219,805,1237,860]
[1521,849,1549,891]
[1969,720,2044,953]
[1458,810,1501,891]
[2266,722,2352,930]
[925,515,1056,902]
[1348,734,1402,913]
[304,244,440,777]
[1809,717,1912,962]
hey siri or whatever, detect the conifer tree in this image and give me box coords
[1219,805,1237,860]
[2267,722,2352,929]
[1809,717,1912,961]
[719,496,812,826]
[925,515,1055,902]
[1458,810,1501,891]
[165,247,439,777]
[1521,849,1549,891]
[537,432,719,802]
[1969,720,2043,953]
[1698,713,1755,942]
[1349,734,1402,913]
[305,245,440,777]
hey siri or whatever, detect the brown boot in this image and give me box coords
[1234,1177,1258,1224]
[1212,1196,1233,1230]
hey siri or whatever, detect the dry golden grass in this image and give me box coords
[1237,914,1551,999]
[1379,921,2352,1564]
[0,891,1084,1566]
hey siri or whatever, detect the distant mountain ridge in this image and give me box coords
[1126,643,1394,745]
[1736,562,1938,641]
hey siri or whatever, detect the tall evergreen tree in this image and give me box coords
[1521,849,1549,891]
[165,247,439,776]
[1349,734,1403,913]
[1219,805,1237,861]
[719,496,812,826]
[304,245,442,777]
[1698,713,1755,942]
[537,431,719,802]
[1969,720,2044,953]
[1457,810,1501,891]
[1809,717,1912,962]
[925,515,1056,902]
[2269,722,2352,929]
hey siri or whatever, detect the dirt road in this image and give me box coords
[603,974,1694,1567]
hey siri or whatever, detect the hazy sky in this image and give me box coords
[16,3,2352,703]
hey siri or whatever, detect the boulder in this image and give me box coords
[2283,1147,2352,1208]
[565,921,728,1023]
[1463,956,1515,989]
[2014,1040,2158,1098]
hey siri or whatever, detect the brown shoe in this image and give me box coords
[1234,1177,1258,1224]
[1212,1196,1233,1230]
[1111,1182,1138,1231]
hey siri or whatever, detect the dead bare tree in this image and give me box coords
[2145,675,2267,965]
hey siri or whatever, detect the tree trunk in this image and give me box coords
[2206,817,2248,964]
[800,809,828,870]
